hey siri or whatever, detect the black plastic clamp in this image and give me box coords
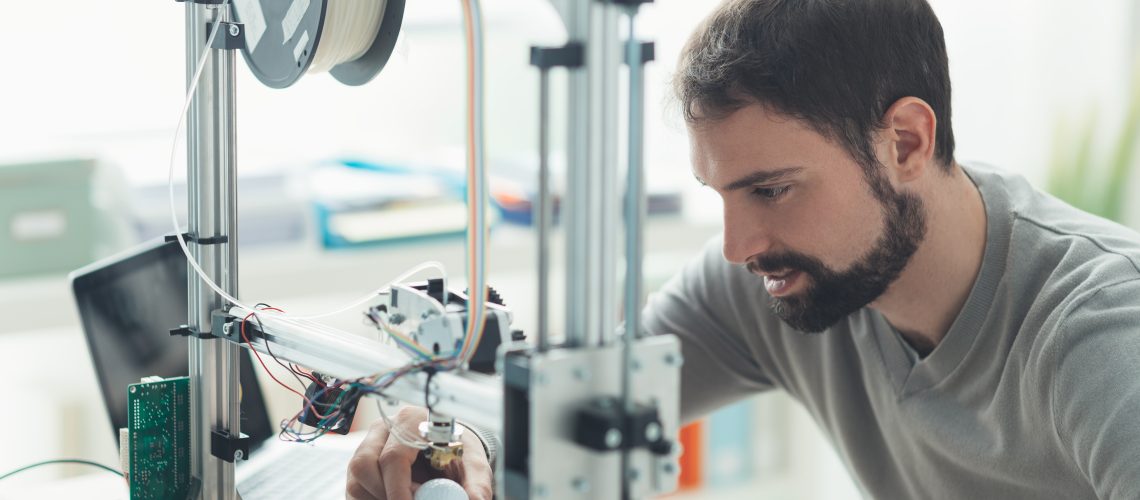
[624,41,655,66]
[211,429,251,463]
[573,397,673,455]
[165,233,229,245]
[529,43,585,70]
[214,311,260,344]
[170,324,213,339]
[208,22,246,51]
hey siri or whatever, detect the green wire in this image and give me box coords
[0,459,124,481]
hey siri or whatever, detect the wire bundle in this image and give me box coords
[308,0,388,74]
[240,305,441,448]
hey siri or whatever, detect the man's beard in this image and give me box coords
[747,177,927,333]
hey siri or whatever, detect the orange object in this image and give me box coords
[677,420,704,490]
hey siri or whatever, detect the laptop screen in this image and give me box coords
[71,239,273,449]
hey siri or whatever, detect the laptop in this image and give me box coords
[71,238,360,499]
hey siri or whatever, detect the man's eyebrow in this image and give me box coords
[721,166,804,191]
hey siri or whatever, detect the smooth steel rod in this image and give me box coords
[537,68,552,351]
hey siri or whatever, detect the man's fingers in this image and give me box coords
[347,422,390,500]
[394,406,427,439]
[459,434,494,500]
[380,431,421,500]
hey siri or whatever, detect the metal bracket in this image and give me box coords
[208,22,246,51]
[573,397,672,454]
[503,336,682,499]
[529,43,585,70]
[214,311,258,344]
[210,429,251,463]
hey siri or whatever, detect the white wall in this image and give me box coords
[0,1,567,185]
[2,1,1132,196]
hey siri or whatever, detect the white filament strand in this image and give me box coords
[308,0,388,74]
[169,2,444,321]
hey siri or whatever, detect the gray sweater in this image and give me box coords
[642,163,1140,499]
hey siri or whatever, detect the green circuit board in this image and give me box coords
[128,376,191,500]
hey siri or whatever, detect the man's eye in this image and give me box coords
[752,185,791,201]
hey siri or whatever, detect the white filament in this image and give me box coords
[169,4,444,321]
[308,0,388,74]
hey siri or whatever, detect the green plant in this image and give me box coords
[1047,59,1140,223]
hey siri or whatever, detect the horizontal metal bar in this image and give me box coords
[227,306,502,434]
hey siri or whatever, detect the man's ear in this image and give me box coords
[879,97,937,183]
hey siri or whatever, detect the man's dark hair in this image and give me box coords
[676,0,956,173]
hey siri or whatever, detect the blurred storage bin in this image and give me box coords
[0,158,98,278]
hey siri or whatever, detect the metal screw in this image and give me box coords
[222,324,232,336]
[662,462,676,475]
[628,467,641,481]
[663,353,677,366]
[228,24,240,37]
[571,477,590,493]
[645,422,662,443]
[234,450,244,461]
[534,484,548,497]
[604,428,623,449]
[129,386,136,394]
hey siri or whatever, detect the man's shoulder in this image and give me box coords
[969,163,1140,301]
[964,164,1140,366]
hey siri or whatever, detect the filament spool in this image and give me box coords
[231,0,406,89]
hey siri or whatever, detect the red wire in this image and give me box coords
[242,313,307,400]
[253,305,325,387]
[241,313,336,420]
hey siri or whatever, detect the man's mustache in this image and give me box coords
[747,251,827,277]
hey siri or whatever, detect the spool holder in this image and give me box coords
[230,0,406,89]
[208,22,246,51]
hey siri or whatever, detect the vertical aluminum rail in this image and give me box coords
[595,4,622,347]
[620,8,648,498]
[554,0,621,348]
[186,4,241,499]
[560,0,590,348]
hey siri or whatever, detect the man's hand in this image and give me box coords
[346,406,494,500]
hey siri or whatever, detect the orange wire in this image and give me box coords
[461,0,481,362]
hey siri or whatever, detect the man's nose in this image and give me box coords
[722,207,772,265]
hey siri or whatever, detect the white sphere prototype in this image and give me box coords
[414,478,469,500]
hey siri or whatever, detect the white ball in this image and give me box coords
[414,478,469,500]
